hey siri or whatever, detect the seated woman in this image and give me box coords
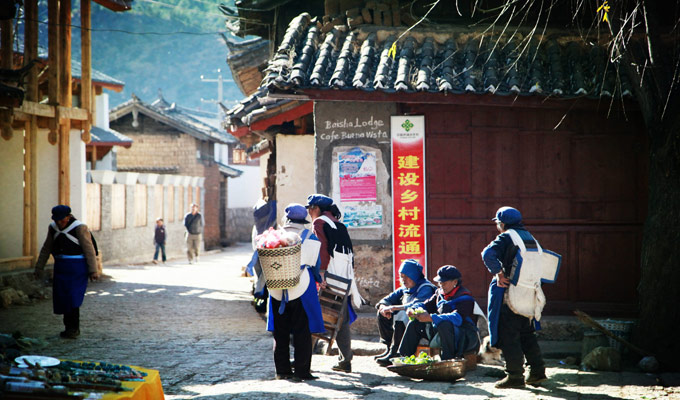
[399,265,480,361]
[374,259,436,366]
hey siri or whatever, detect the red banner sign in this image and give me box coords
[390,116,427,290]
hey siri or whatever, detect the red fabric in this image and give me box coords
[312,217,330,271]
[442,285,469,301]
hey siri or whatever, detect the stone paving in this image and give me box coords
[1,243,679,399]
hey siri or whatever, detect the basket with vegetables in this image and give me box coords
[387,352,466,381]
[255,228,303,289]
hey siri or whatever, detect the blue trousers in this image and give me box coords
[154,243,166,262]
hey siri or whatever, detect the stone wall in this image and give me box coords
[314,101,397,308]
[113,113,206,177]
[226,208,253,243]
[89,172,205,264]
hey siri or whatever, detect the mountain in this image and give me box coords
[23,0,245,113]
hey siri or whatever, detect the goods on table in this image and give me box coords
[1,359,147,398]
[256,228,303,289]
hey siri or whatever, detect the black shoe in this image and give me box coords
[526,372,548,386]
[275,373,294,380]
[373,347,391,360]
[293,374,318,381]
[331,362,351,373]
[495,376,525,389]
[59,329,80,339]
[376,354,397,367]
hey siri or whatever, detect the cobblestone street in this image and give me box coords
[2,243,679,399]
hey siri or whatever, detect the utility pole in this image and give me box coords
[200,69,233,119]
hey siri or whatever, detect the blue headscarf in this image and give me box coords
[400,259,428,294]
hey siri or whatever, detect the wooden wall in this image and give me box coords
[402,102,647,317]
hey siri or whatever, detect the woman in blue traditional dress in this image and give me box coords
[264,204,324,381]
[34,205,99,339]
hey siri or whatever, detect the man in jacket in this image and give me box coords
[399,265,480,361]
[481,206,547,388]
[184,203,204,264]
[34,205,99,338]
[375,259,436,366]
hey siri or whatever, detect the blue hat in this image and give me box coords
[285,203,309,223]
[305,194,333,208]
[492,206,522,225]
[51,205,71,221]
[434,265,462,282]
[399,259,424,282]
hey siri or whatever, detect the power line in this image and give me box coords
[18,17,229,36]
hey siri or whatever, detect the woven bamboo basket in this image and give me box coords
[387,358,466,381]
[257,244,302,289]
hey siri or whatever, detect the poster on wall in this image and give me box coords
[390,116,427,290]
[342,203,383,228]
[338,147,377,202]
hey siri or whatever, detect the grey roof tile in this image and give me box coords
[89,126,132,146]
[262,15,633,100]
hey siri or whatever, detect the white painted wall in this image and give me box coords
[70,130,87,219]
[0,129,25,258]
[276,134,315,222]
[227,165,261,208]
[95,93,109,129]
[36,129,60,248]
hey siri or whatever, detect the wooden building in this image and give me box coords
[222,6,648,315]
[0,0,131,272]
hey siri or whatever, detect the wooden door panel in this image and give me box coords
[577,232,639,302]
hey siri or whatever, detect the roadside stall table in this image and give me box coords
[1,358,165,400]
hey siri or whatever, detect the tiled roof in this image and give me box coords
[263,13,632,99]
[216,161,243,178]
[89,126,132,147]
[225,36,271,70]
[224,87,300,132]
[110,94,238,145]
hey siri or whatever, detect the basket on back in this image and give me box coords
[257,244,302,289]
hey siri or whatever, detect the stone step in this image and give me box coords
[351,312,587,340]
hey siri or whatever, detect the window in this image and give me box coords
[233,148,247,164]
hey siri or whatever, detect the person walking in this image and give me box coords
[266,204,324,381]
[307,194,359,373]
[183,203,204,264]
[153,218,166,264]
[374,259,436,366]
[481,206,547,388]
[34,205,100,339]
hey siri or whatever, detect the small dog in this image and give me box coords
[478,335,504,365]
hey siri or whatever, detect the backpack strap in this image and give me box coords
[319,215,336,229]
[50,220,83,246]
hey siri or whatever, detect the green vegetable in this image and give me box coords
[399,351,434,365]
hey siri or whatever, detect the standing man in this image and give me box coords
[184,203,204,264]
[481,206,547,388]
[374,259,436,366]
[34,205,99,339]
[307,194,357,373]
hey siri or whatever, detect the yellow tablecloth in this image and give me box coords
[62,361,165,400]
[101,365,164,400]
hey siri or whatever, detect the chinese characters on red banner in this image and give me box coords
[390,116,426,290]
